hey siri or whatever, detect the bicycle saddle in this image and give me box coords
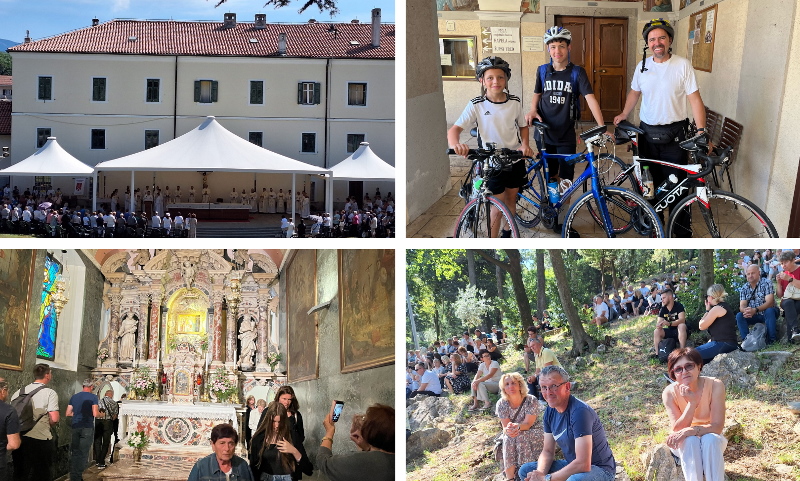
[531,120,550,130]
[579,124,607,141]
[679,132,709,152]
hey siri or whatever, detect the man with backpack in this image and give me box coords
[653,289,687,362]
[10,363,60,481]
[0,378,21,481]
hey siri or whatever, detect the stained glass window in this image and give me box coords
[37,255,61,360]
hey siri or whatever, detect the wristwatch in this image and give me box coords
[544,475,552,481]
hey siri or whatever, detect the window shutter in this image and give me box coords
[211,81,219,102]
[297,83,303,104]
[313,82,321,105]
[194,81,201,102]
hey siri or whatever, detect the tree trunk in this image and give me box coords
[496,262,505,327]
[474,249,533,339]
[536,250,546,317]
[549,249,596,356]
[699,249,714,296]
[466,249,477,287]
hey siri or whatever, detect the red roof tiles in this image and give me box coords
[0,101,11,135]
[9,19,394,59]
[0,76,11,87]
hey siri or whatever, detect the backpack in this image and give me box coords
[741,323,766,352]
[658,338,676,363]
[10,384,48,434]
[537,63,582,123]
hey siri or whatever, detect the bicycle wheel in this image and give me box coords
[515,166,547,228]
[583,154,640,233]
[563,186,664,238]
[665,190,779,238]
[453,196,521,238]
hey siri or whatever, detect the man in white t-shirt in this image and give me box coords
[409,364,442,397]
[11,363,60,481]
[613,18,709,237]
[593,295,609,327]
[639,281,651,298]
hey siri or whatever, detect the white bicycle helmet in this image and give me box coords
[543,26,572,45]
[475,56,512,81]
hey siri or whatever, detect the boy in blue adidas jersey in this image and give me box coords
[447,56,532,237]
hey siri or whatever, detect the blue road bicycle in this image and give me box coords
[514,122,664,238]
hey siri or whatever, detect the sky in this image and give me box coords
[0,0,395,44]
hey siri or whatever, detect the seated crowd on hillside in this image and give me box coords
[408,250,800,481]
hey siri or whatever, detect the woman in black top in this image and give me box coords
[696,284,738,363]
[273,386,304,443]
[250,402,305,481]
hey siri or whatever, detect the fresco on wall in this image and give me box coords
[647,0,673,12]
[680,0,695,9]
[0,250,35,370]
[437,0,540,13]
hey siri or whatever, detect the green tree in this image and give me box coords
[213,0,339,15]
[452,284,491,330]
[474,249,533,339]
[0,53,11,76]
[549,249,595,356]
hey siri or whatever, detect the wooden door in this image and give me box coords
[557,16,627,123]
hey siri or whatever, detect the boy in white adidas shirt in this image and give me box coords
[447,56,532,237]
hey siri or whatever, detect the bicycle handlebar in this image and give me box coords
[687,146,733,180]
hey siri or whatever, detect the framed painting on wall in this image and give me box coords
[0,249,36,371]
[339,250,395,373]
[285,250,318,382]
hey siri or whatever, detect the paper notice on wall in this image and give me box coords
[693,29,700,44]
[440,54,452,66]
[522,36,543,52]
[446,20,455,31]
[490,27,520,54]
[705,10,714,34]
[74,178,86,196]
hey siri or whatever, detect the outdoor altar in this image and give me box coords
[91,250,288,479]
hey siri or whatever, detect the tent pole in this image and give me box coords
[291,173,296,222]
[326,175,332,217]
[130,171,135,213]
[92,171,97,212]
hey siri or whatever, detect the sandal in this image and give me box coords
[467,405,479,412]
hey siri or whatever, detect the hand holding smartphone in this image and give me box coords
[332,400,345,422]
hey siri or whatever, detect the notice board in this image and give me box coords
[689,4,717,72]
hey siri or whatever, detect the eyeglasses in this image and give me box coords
[540,381,568,392]
[672,363,696,375]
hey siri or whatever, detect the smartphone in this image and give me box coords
[332,400,345,422]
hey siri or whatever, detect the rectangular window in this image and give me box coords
[91,129,106,150]
[347,83,367,106]
[146,79,160,103]
[38,76,52,100]
[297,81,321,105]
[145,130,159,149]
[301,133,316,153]
[347,133,366,153]
[37,254,62,361]
[92,77,107,102]
[194,80,219,103]
[440,37,477,79]
[249,132,263,147]
[250,80,264,105]
[36,128,51,148]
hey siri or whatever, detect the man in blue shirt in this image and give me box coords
[66,379,99,481]
[188,424,254,481]
[518,366,615,481]
[737,264,779,345]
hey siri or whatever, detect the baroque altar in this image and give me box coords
[91,249,288,475]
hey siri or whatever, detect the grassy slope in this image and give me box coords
[407,315,800,481]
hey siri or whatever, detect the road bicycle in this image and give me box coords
[514,122,664,238]
[449,146,522,238]
[599,121,778,238]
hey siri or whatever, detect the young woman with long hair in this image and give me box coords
[249,402,305,481]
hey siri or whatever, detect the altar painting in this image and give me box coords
[339,250,394,373]
[166,288,208,353]
[286,250,318,382]
[0,249,35,370]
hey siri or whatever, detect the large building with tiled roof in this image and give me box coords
[7,11,394,206]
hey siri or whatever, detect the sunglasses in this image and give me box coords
[672,363,696,375]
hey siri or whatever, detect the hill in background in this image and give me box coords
[0,39,19,51]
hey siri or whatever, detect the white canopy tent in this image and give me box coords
[93,116,333,219]
[329,142,395,181]
[0,137,94,192]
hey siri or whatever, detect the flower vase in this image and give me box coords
[133,447,143,466]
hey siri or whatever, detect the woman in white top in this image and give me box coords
[249,399,267,438]
[469,349,502,411]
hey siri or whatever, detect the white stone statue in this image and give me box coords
[118,315,138,361]
[182,260,196,290]
[238,317,257,370]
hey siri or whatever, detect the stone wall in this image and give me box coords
[0,249,104,479]
[278,250,394,472]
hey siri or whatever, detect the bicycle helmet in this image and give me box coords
[642,18,674,42]
[475,56,512,81]
[543,26,572,45]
